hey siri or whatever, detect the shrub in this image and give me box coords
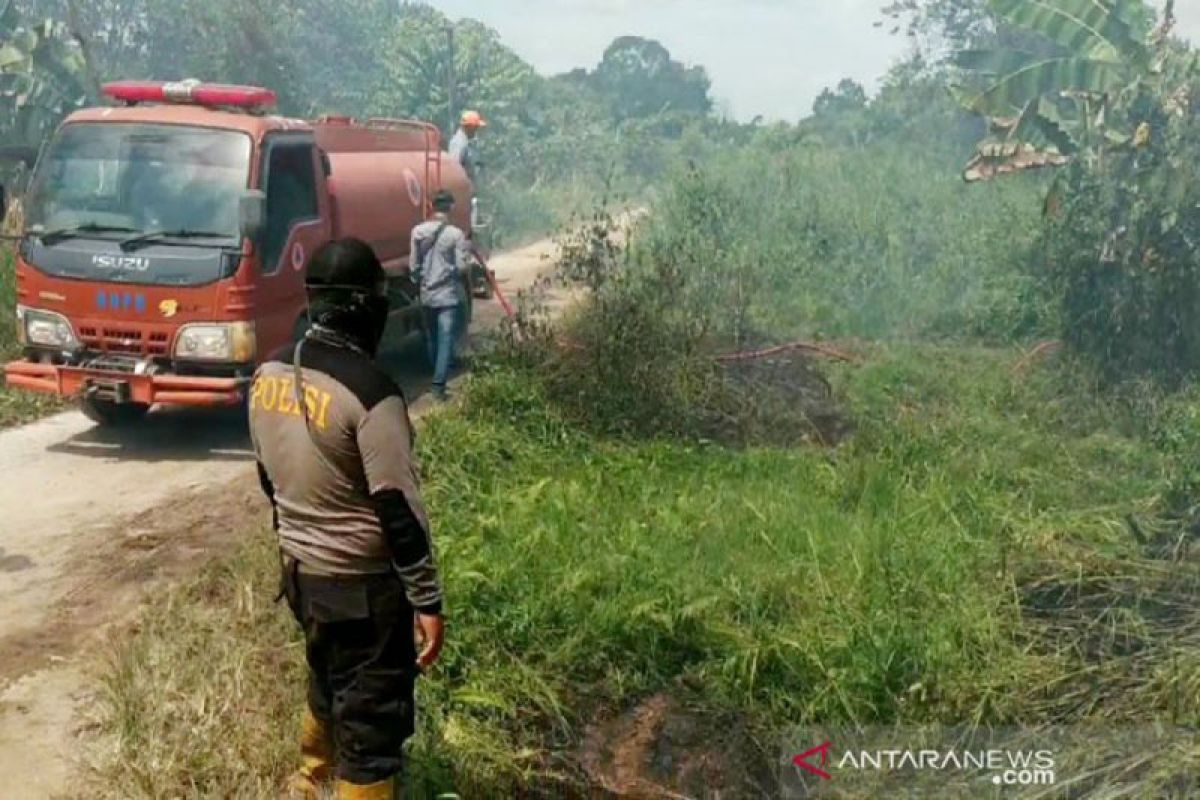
[1042,113,1200,384]
[499,138,1050,443]
[0,248,14,357]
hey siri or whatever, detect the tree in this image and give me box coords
[878,0,1061,71]
[952,0,1173,180]
[134,0,303,113]
[17,0,305,114]
[16,0,404,118]
[372,5,535,136]
[813,78,868,117]
[589,36,712,120]
[290,0,398,116]
[880,0,994,54]
[865,58,987,156]
[953,0,1200,382]
[0,0,89,160]
[12,0,143,88]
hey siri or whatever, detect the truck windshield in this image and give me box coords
[26,123,251,243]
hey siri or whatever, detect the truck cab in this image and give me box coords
[3,80,468,424]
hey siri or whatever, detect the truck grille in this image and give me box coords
[79,326,171,356]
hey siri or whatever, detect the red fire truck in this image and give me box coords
[2,80,474,424]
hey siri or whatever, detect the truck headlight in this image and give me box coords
[18,306,79,349]
[174,322,256,362]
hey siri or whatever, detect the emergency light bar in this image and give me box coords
[102,81,277,110]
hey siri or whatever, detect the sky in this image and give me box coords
[425,0,1200,123]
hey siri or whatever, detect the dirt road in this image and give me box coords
[0,236,557,798]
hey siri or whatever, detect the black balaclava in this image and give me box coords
[308,290,389,355]
[304,238,390,356]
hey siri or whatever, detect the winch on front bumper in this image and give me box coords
[4,353,249,408]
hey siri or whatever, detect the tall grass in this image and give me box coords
[0,247,63,425]
[630,143,1052,345]
[498,142,1051,443]
[89,345,1200,796]
[86,132,1200,797]
[484,117,746,247]
[0,248,17,356]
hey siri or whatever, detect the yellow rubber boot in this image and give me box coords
[335,777,397,800]
[287,709,335,798]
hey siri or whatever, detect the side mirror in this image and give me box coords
[239,190,267,241]
[470,197,491,231]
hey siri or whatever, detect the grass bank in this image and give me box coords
[626,144,1050,346]
[87,137,1200,796]
[89,344,1200,797]
[0,248,64,427]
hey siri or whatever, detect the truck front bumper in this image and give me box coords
[3,360,248,407]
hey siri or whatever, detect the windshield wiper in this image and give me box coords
[120,229,235,252]
[33,223,140,246]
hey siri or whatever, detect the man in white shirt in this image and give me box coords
[447,110,486,184]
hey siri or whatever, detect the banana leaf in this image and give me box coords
[966,55,1129,116]
[954,48,1042,76]
[989,0,1148,64]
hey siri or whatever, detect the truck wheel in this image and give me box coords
[80,397,150,426]
[460,285,474,329]
[471,265,494,300]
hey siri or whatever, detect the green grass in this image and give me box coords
[84,134,1200,796]
[0,248,64,427]
[88,345,1200,797]
[626,143,1052,348]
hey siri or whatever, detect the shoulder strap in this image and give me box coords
[418,223,450,271]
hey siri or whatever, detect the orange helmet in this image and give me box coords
[460,110,487,129]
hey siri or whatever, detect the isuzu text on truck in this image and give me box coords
[2,80,474,424]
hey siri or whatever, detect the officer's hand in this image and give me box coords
[416,613,445,670]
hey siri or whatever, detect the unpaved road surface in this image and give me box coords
[0,237,558,798]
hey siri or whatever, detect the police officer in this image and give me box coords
[249,238,445,800]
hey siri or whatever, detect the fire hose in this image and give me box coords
[715,340,858,364]
[469,244,516,320]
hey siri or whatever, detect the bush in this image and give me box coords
[1043,113,1200,384]
[500,203,750,441]
[0,248,15,357]
[623,139,1050,345]
[500,138,1051,444]
[0,246,64,425]
[482,115,740,246]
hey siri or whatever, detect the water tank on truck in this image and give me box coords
[1,80,474,426]
[311,115,475,338]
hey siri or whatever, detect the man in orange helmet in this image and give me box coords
[448,110,486,184]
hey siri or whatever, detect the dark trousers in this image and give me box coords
[282,561,418,785]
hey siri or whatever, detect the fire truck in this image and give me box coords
[2,80,474,424]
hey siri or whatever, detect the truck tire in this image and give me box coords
[460,282,475,329]
[80,397,150,426]
[471,264,494,300]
